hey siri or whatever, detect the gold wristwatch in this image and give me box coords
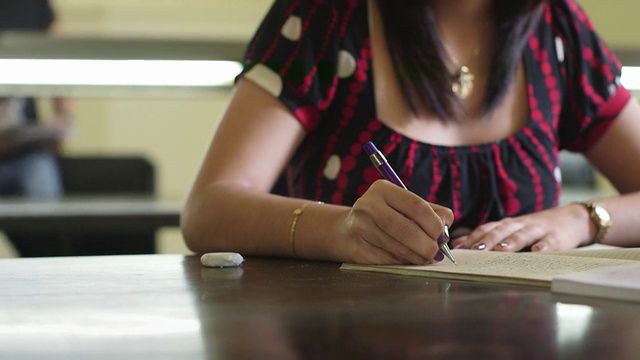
[575,201,612,244]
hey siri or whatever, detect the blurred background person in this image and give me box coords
[0,0,74,256]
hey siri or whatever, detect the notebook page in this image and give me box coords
[341,249,636,287]
[547,248,640,261]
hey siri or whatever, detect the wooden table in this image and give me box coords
[0,198,181,232]
[0,254,638,359]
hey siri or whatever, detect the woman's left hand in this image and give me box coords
[450,204,594,252]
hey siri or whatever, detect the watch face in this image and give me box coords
[594,205,611,223]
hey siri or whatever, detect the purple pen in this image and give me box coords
[363,141,407,190]
[363,141,457,265]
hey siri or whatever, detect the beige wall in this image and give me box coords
[43,1,264,205]
[53,0,272,40]
[24,0,638,256]
[579,0,639,49]
[50,0,273,204]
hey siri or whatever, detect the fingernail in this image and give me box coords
[437,233,446,246]
[434,251,445,262]
[454,244,467,249]
[498,242,509,248]
[532,244,546,252]
[473,243,487,250]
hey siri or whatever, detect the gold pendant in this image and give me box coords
[451,66,475,100]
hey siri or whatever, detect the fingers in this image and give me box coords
[377,181,449,240]
[376,182,450,255]
[350,203,432,264]
[530,236,554,252]
[431,203,455,229]
[351,180,452,263]
[454,218,546,252]
[491,225,546,252]
[449,206,589,253]
[501,232,560,252]
[452,222,500,250]
[348,235,408,265]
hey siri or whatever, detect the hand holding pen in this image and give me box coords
[364,141,457,265]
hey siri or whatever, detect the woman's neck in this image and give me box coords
[432,0,495,73]
[431,0,493,24]
[432,0,494,35]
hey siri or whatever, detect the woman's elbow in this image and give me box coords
[180,202,209,254]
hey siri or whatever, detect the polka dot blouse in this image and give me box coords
[237,0,631,234]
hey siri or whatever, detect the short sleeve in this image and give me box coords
[237,0,348,132]
[553,0,632,152]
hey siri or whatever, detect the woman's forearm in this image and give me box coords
[181,183,346,261]
[592,191,640,247]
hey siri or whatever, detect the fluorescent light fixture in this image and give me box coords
[0,58,636,97]
[0,59,243,87]
[621,66,640,90]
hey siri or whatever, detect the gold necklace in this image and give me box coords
[448,27,485,100]
[451,65,475,100]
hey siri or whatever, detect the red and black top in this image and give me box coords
[238,0,631,233]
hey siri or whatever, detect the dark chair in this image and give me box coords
[9,155,158,257]
[59,156,155,196]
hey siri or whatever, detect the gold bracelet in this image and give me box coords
[289,204,309,258]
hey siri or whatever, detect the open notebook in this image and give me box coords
[341,247,640,302]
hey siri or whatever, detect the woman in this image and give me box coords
[181,0,640,265]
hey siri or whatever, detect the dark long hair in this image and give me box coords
[375,0,545,119]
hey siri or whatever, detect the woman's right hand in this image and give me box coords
[336,180,454,265]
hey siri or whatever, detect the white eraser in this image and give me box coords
[200,252,244,268]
